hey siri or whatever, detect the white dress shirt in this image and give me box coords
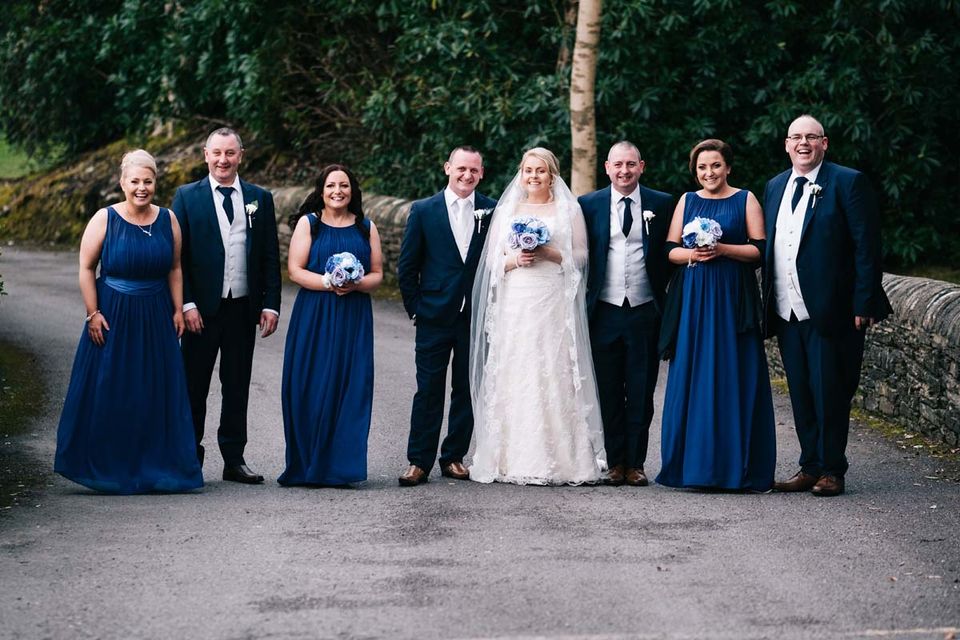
[773,162,823,322]
[600,186,653,307]
[444,186,475,262]
[208,175,249,300]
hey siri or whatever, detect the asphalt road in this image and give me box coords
[0,247,957,640]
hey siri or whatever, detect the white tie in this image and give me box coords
[457,199,472,260]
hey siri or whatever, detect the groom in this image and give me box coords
[763,114,891,497]
[397,146,498,486]
[580,141,674,487]
[172,127,282,484]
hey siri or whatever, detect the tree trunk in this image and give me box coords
[569,0,601,196]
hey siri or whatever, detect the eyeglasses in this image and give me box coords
[787,134,825,143]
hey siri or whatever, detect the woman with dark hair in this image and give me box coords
[656,139,776,491]
[278,165,383,486]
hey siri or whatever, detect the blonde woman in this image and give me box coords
[54,150,202,494]
[469,148,604,485]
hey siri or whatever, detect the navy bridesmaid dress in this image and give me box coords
[279,216,374,486]
[54,207,203,494]
[657,190,776,491]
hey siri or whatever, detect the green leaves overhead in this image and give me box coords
[0,0,957,265]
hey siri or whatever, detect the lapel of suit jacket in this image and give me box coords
[800,162,831,243]
[594,186,613,280]
[239,178,257,254]
[465,194,493,266]
[197,176,226,256]
[637,185,651,258]
[766,171,790,249]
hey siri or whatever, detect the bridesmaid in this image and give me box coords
[54,150,203,494]
[279,165,383,486]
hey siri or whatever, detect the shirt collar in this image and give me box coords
[612,185,641,206]
[790,162,823,185]
[444,187,475,208]
[209,174,242,194]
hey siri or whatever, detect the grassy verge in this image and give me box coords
[0,339,49,512]
[771,376,959,479]
[891,265,960,285]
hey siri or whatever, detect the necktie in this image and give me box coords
[217,185,235,224]
[621,197,633,236]
[790,176,808,213]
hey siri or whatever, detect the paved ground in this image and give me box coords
[0,247,957,640]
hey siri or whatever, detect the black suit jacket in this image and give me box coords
[171,176,282,324]
[397,190,498,326]
[762,161,891,337]
[579,185,674,318]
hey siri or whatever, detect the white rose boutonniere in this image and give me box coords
[245,201,259,228]
[474,208,493,234]
[809,184,822,208]
[642,209,655,234]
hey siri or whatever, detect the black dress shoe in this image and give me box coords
[223,464,264,484]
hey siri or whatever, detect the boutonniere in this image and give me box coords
[642,209,655,234]
[809,183,822,208]
[245,201,258,228]
[474,208,493,234]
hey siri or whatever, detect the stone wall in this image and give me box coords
[272,188,412,286]
[766,274,960,447]
[271,190,960,446]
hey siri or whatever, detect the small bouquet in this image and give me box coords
[507,216,551,251]
[681,217,723,267]
[322,252,365,288]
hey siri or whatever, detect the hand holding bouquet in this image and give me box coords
[681,217,723,267]
[322,252,365,290]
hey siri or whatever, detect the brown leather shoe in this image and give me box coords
[625,467,649,487]
[773,471,818,492]
[604,464,626,486]
[811,474,845,497]
[398,465,428,486]
[440,461,470,480]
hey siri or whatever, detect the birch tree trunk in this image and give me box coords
[569,0,601,196]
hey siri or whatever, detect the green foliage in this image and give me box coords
[0,0,957,267]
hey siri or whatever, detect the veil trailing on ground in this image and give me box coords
[468,171,606,475]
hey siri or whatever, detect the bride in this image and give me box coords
[469,147,605,485]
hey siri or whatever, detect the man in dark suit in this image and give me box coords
[172,127,282,484]
[579,141,674,487]
[763,114,891,497]
[397,146,498,486]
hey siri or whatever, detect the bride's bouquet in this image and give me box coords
[322,252,364,288]
[507,216,551,251]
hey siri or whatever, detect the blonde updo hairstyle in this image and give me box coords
[518,147,560,191]
[120,149,158,179]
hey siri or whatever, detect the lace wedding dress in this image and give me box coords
[469,175,605,485]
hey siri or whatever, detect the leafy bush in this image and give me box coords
[0,0,957,266]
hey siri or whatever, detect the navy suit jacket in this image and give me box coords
[397,190,498,326]
[171,176,282,324]
[579,185,674,319]
[762,161,891,337]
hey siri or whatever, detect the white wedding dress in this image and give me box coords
[469,177,605,485]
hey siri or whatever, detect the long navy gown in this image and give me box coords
[657,190,776,491]
[54,207,203,494]
[279,216,374,486]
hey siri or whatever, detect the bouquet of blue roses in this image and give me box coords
[681,217,723,267]
[322,252,364,288]
[507,216,551,251]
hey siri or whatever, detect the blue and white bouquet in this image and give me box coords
[507,216,551,251]
[322,252,364,288]
[681,217,723,249]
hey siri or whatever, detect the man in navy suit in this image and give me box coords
[397,146,498,486]
[172,128,281,484]
[764,115,891,497]
[579,141,674,487]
